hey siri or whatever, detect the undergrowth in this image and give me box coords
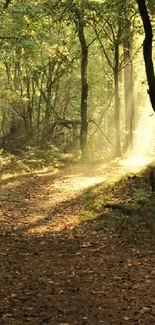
[79,168,155,234]
[0,147,80,177]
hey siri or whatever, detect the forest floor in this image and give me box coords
[1,157,155,324]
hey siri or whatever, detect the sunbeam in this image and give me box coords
[123,98,155,169]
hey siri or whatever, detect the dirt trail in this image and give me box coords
[0,161,138,234]
[1,160,155,325]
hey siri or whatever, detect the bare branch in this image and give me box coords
[89,119,114,147]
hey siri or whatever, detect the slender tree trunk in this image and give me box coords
[124,41,131,132]
[123,42,135,152]
[114,42,121,156]
[79,26,88,158]
[77,1,89,159]
[36,74,44,143]
[42,59,53,144]
[129,60,135,150]
[25,75,33,137]
[137,0,155,111]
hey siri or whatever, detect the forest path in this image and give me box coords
[0,157,147,235]
[1,157,155,325]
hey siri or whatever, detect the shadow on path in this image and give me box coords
[1,162,155,324]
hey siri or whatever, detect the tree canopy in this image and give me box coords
[0,0,154,160]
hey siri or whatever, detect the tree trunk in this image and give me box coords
[25,75,33,137]
[124,41,131,132]
[123,41,135,152]
[77,1,89,159]
[129,60,135,150]
[137,0,155,111]
[114,42,121,156]
[42,59,53,145]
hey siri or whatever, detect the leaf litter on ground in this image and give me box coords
[1,161,155,324]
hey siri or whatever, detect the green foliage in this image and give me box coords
[133,188,150,204]
[79,210,97,223]
[24,145,60,159]
[147,0,155,14]
[0,152,28,173]
[0,145,81,176]
[0,0,153,158]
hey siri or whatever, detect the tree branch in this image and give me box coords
[89,119,114,147]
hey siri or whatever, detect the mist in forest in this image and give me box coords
[122,98,155,168]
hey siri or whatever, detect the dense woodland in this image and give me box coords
[0,0,155,162]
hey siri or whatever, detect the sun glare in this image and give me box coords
[133,100,155,155]
[122,98,155,169]
[121,155,152,168]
